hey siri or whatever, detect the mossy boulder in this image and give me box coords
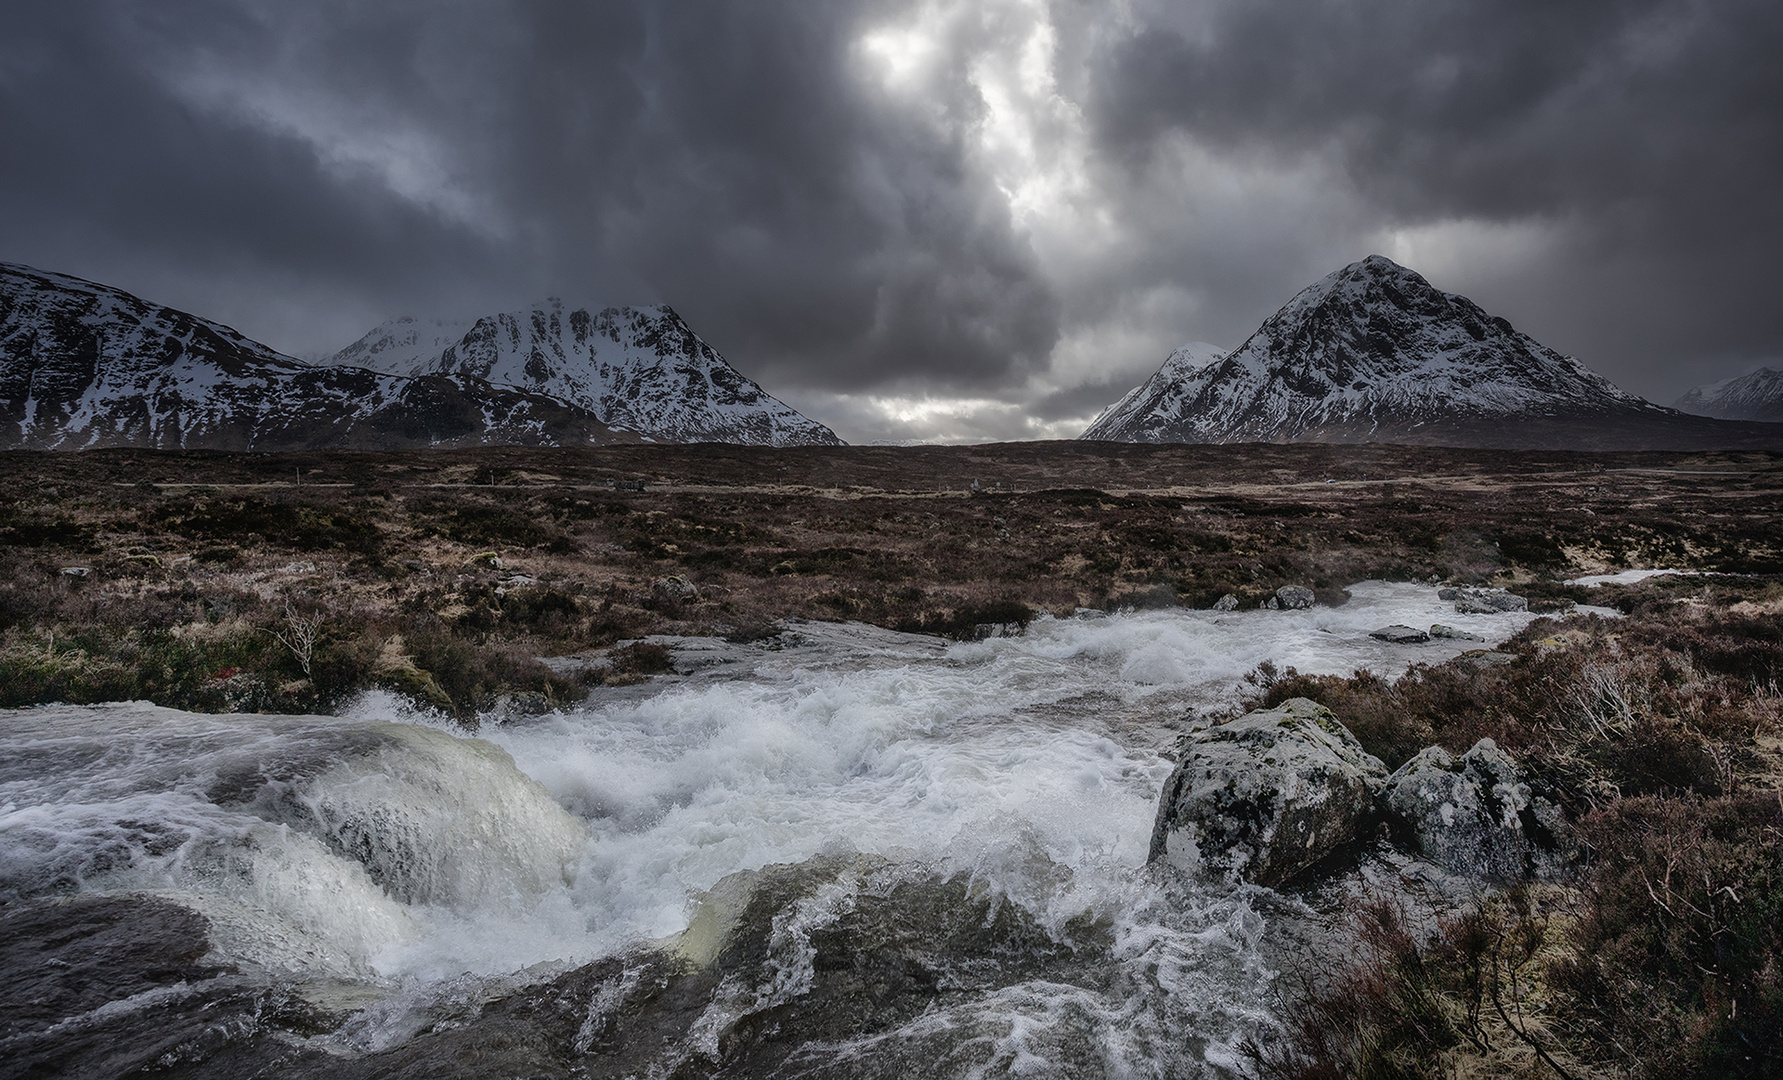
[1149,698,1388,886]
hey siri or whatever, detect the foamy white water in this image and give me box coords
[0,581,1538,1074]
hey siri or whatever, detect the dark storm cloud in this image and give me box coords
[1087,0,1783,395]
[3,0,1780,439]
[0,0,1058,392]
[503,0,1059,391]
[0,4,511,347]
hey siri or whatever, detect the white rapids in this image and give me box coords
[0,581,1540,1075]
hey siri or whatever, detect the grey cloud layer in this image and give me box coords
[2,0,1779,440]
[1089,0,1783,392]
[3,0,1058,394]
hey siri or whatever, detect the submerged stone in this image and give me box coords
[1149,698,1388,887]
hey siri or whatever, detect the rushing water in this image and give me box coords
[0,583,1547,1078]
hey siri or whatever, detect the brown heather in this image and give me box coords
[2,442,1781,719]
[1250,591,1783,1079]
[3,442,1783,1075]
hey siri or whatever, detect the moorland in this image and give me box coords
[4,440,1782,1076]
[3,440,1779,719]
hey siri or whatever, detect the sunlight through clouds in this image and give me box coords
[5,0,1778,444]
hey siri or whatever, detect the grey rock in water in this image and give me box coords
[1212,593,1240,612]
[1369,624,1430,643]
[1437,587,1460,600]
[1430,624,1486,641]
[1275,585,1316,610]
[1453,590,1528,614]
[1381,738,1571,881]
[1150,698,1388,886]
[1262,596,1280,609]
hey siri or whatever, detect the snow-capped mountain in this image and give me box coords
[1674,368,1783,422]
[1081,342,1226,444]
[327,314,474,377]
[325,300,842,446]
[1083,255,1673,446]
[0,263,633,450]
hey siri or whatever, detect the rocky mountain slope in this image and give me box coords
[1083,256,1780,450]
[325,300,841,446]
[1674,367,1783,422]
[1081,341,1226,444]
[0,263,638,451]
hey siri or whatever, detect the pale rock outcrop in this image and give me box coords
[1275,585,1316,610]
[1149,698,1388,886]
[1380,738,1570,881]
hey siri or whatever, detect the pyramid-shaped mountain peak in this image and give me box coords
[1082,257,1664,447]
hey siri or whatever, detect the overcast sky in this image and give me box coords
[4,0,1779,442]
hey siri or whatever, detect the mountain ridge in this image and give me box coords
[324,300,842,446]
[0,261,646,451]
[0,263,839,451]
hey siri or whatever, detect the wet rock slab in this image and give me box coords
[189,856,1123,1080]
[1368,624,1430,643]
[0,896,335,1079]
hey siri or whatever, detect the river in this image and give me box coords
[0,582,1544,1078]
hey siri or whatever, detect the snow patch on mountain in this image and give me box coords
[330,315,475,377]
[1674,367,1783,423]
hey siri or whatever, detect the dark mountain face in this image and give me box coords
[1083,256,1779,450]
[0,262,629,451]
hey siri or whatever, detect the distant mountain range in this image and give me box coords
[0,262,839,451]
[1674,367,1783,423]
[1084,255,1783,451]
[8,255,1779,455]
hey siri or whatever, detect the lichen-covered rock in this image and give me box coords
[1275,585,1316,610]
[1212,593,1240,611]
[1453,589,1528,614]
[652,575,700,602]
[1381,738,1571,880]
[1149,698,1389,886]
